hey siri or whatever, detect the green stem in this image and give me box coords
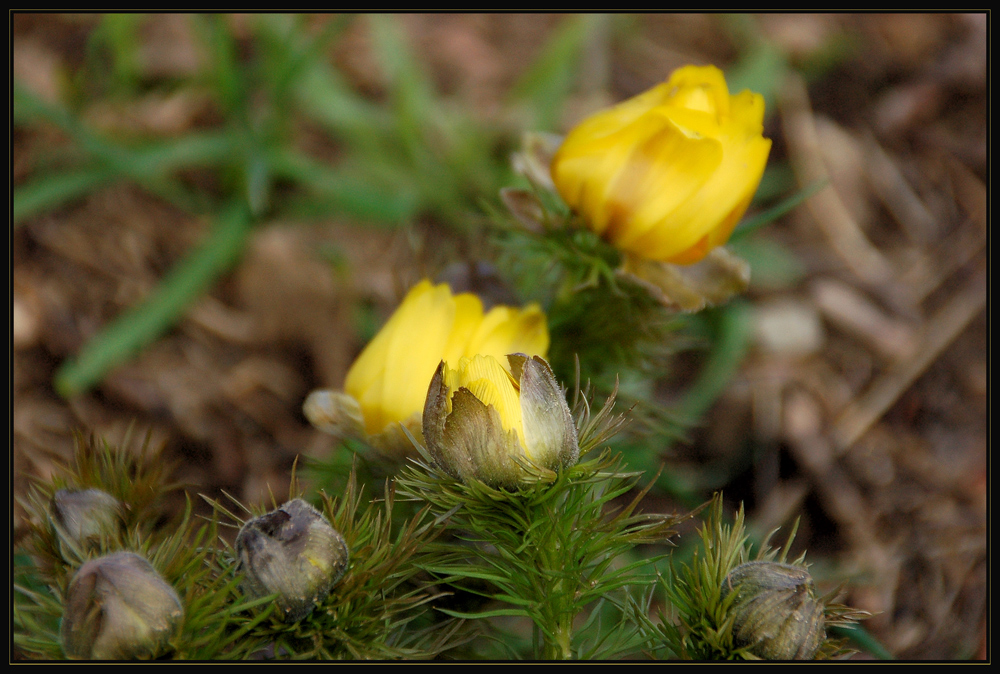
[536,502,573,660]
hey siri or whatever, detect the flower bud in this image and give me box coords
[551,65,771,265]
[49,488,125,555]
[235,498,349,622]
[302,389,366,439]
[423,353,579,488]
[722,561,825,660]
[60,551,183,660]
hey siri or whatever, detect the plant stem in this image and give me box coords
[536,501,574,660]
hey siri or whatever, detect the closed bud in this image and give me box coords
[302,389,366,439]
[722,561,825,660]
[235,499,349,622]
[49,488,125,555]
[423,353,579,488]
[61,552,183,660]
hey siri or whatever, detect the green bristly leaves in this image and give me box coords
[651,494,870,660]
[396,448,684,660]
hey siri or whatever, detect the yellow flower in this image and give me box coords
[304,280,549,458]
[551,65,771,265]
[423,354,578,488]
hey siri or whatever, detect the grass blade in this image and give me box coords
[509,15,599,131]
[55,199,252,397]
[13,167,116,226]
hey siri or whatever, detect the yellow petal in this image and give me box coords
[663,65,730,118]
[555,80,674,147]
[602,118,723,247]
[345,280,454,434]
[553,126,646,235]
[376,282,456,433]
[441,293,485,366]
[635,133,770,262]
[453,355,525,447]
[466,303,550,361]
[342,279,550,439]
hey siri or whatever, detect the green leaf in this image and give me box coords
[269,149,419,223]
[194,14,247,116]
[55,200,252,397]
[294,61,390,144]
[509,15,601,131]
[13,168,116,226]
[367,13,439,161]
[437,607,531,621]
[831,624,894,661]
[731,179,827,242]
[675,301,753,426]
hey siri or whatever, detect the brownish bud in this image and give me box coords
[722,561,825,660]
[235,499,349,622]
[61,552,183,660]
[49,488,125,555]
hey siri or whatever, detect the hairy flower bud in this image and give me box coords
[722,561,826,660]
[235,499,349,622]
[49,488,125,555]
[61,551,183,660]
[551,65,771,265]
[423,353,579,488]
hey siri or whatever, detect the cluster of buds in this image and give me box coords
[60,551,183,660]
[721,561,826,660]
[235,499,349,622]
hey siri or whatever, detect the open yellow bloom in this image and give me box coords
[423,354,578,487]
[304,280,549,458]
[551,65,771,265]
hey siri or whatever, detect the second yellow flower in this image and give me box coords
[304,279,549,459]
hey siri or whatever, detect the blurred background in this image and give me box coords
[12,13,986,659]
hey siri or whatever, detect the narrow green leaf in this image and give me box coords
[676,301,753,426]
[13,168,115,226]
[264,14,353,103]
[731,179,828,242]
[129,132,236,175]
[294,62,390,143]
[194,14,247,116]
[55,200,252,397]
[368,14,438,141]
[831,624,894,661]
[436,607,530,620]
[509,15,599,131]
[270,149,418,222]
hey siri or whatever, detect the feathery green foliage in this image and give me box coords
[653,494,869,660]
[207,471,467,660]
[395,385,684,660]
